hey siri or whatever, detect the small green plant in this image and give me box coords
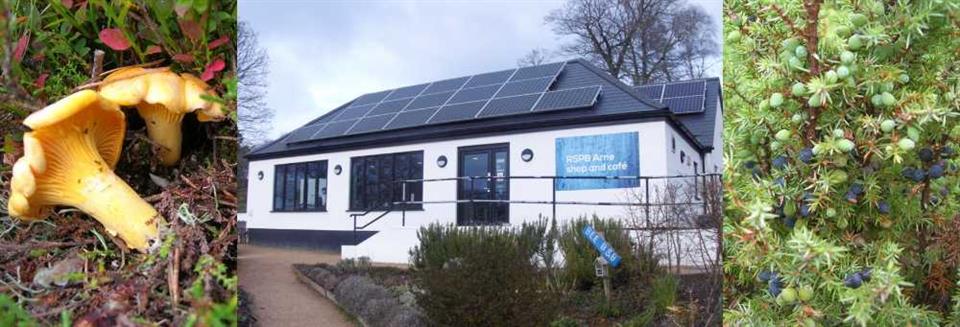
[549,316,580,327]
[557,215,638,290]
[0,294,37,327]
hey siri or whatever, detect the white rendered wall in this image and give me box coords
[246,120,715,264]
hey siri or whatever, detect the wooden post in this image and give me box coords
[598,231,612,303]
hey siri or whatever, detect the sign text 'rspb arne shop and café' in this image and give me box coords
[555,132,640,191]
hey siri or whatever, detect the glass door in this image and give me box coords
[457,144,509,225]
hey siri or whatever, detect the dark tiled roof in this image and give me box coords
[249,59,718,160]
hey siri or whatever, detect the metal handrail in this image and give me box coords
[349,173,722,245]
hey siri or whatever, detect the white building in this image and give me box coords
[242,59,722,264]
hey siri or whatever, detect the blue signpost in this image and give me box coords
[582,225,622,268]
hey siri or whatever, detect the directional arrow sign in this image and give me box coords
[582,225,622,268]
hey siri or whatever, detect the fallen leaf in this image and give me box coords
[13,34,29,61]
[172,53,194,63]
[208,35,230,50]
[33,255,85,288]
[178,18,202,41]
[98,28,131,51]
[145,45,163,55]
[200,58,226,81]
[34,73,48,89]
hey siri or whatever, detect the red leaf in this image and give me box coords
[13,34,29,62]
[200,58,226,81]
[98,28,130,51]
[34,73,48,89]
[208,35,230,50]
[145,45,162,55]
[62,0,73,8]
[178,19,202,41]
[172,53,194,63]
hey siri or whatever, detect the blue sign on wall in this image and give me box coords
[555,132,640,191]
[582,225,622,268]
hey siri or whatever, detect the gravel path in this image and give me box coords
[239,244,355,327]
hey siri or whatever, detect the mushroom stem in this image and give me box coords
[35,131,160,251]
[137,103,185,166]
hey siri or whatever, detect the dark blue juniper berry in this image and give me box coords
[929,164,945,179]
[942,146,956,158]
[772,156,788,170]
[912,168,926,182]
[878,201,891,214]
[859,268,872,282]
[846,191,859,203]
[744,161,757,169]
[844,272,864,288]
[850,183,864,195]
[767,272,784,296]
[902,167,916,179]
[799,147,814,164]
[774,177,785,187]
[783,216,796,228]
[799,204,810,217]
[919,147,934,162]
[759,270,773,282]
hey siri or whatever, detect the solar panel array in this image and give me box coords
[635,80,706,114]
[288,62,605,144]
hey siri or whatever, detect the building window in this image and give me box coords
[273,160,328,212]
[694,162,698,173]
[671,136,676,153]
[350,151,423,211]
[680,151,686,163]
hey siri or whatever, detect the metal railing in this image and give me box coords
[349,173,722,243]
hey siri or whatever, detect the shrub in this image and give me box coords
[333,275,424,327]
[410,223,558,326]
[557,215,640,290]
[724,0,960,325]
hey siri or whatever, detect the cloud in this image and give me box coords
[239,0,720,140]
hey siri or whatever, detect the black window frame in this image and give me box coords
[272,160,328,212]
[350,151,424,211]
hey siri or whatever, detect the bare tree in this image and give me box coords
[546,0,718,85]
[237,21,273,146]
[517,48,553,67]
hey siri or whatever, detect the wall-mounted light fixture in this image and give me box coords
[521,148,534,162]
[437,155,448,168]
[257,171,264,180]
[334,165,342,175]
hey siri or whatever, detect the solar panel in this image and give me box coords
[350,90,392,106]
[385,107,438,130]
[429,100,486,124]
[406,91,454,110]
[663,81,705,98]
[533,86,601,112]
[477,94,539,118]
[285,124,325,143]
[315,119,357,138]
[347,114,394,134]
[496,76,554,98]
[367,98,413,116]
[306,108,344,126]
[464,69,515,88]
[333,104,375,121]
[510,62,564,81]
[384,83,428,101]
[448,84,500,104]
[637,85,664,100]
[662,96,705,114]
[422,76,470,95]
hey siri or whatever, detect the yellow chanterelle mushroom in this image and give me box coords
[8,90,160,252]
[98,66,225,166]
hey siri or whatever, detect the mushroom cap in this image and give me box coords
[99,67,154,107]
[24,90,126,167]
[10,91,127,219]
[181,73,225,122]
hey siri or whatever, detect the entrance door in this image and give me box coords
[457,144,509,225]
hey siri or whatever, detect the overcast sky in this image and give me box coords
[239,0,722,141]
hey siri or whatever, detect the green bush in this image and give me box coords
[410,223,558,326]
[724,0,960,325]
[557,215,643,290]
